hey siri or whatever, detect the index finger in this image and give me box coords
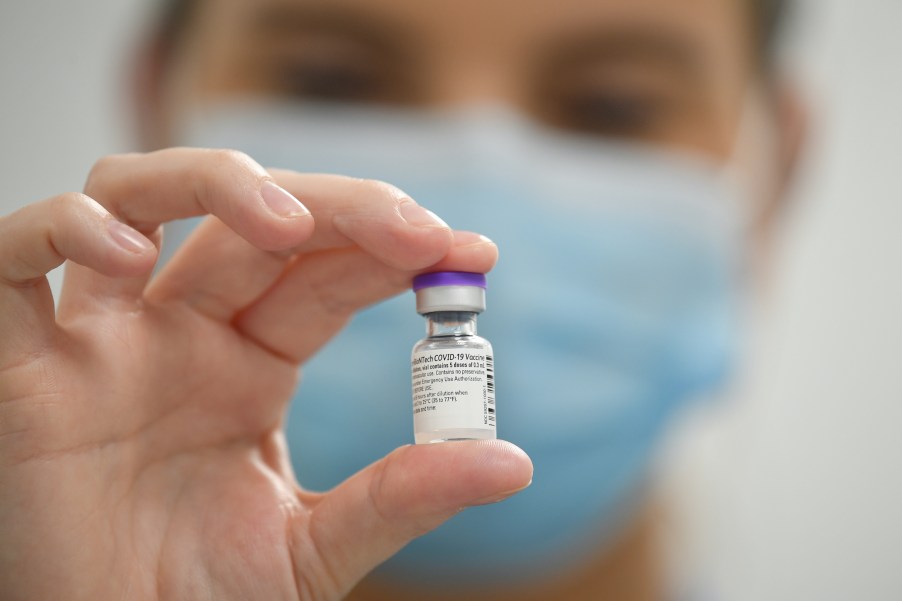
[270,170,455,271]
[60,148,316,304]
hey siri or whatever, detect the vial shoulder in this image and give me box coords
[412,335,492,354]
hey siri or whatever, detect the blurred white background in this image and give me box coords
[657,1,902,599]
[1,1,900,599]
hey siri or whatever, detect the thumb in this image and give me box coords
[291,440,533,599]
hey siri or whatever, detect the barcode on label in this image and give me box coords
[485,354,495,423]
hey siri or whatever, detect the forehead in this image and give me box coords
[202,0,750,60]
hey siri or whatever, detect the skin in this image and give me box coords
[0,0,804,599]
[0,148,532,601]
[142,0,804,229]
[151,0,750,152]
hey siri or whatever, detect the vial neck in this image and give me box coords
[425,311,478,337]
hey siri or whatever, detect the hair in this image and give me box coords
[752,0,793,70]
[155,0,793,72]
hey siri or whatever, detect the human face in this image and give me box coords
[159,0,756,159]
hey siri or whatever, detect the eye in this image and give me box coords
[548,90,668,137]
[273,59,386,103]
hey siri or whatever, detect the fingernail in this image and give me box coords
[399,200,449,229]
[454,231,495,247]
[108,220,154,254]
[261,181,309,218]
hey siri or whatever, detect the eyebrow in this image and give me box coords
[248,4,415,60]
[535,27,708,83]
[247,4,708,84]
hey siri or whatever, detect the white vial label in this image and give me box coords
[411,349,496,435]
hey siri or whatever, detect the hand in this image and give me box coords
[0,148,533,600]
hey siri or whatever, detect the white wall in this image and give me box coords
[661,2,902,599]
[0,0,150,200]
[1,1,900,599]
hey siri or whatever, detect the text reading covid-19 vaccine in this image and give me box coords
[411,271,496,444]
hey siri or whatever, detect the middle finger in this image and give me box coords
[147,171,455,321]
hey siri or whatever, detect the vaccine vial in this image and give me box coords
[411,271,496,444]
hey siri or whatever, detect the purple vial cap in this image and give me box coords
[412,271,487,291]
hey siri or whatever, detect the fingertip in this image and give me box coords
[250,181,316,251]
[261,180,311,220]
[484,438,533,467]
[257,212,317,252]
[421,230,499,274]
[398,200,451,231]
[454,231,497,248]
[398,201,454,246]
[401,227,456,270]
[455,230,499,267]
[475,439,534,489]
[107,220,155,255]
[371,207,454,271]
[103,220,158,275]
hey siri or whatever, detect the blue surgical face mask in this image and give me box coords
[178,100,748,585]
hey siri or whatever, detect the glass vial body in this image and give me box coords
[411,311,496,444]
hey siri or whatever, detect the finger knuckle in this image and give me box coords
[204,148,260,174]
[51,191,95,216]
[355,178,410,205]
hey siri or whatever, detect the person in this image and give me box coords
[0,0,805,599]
